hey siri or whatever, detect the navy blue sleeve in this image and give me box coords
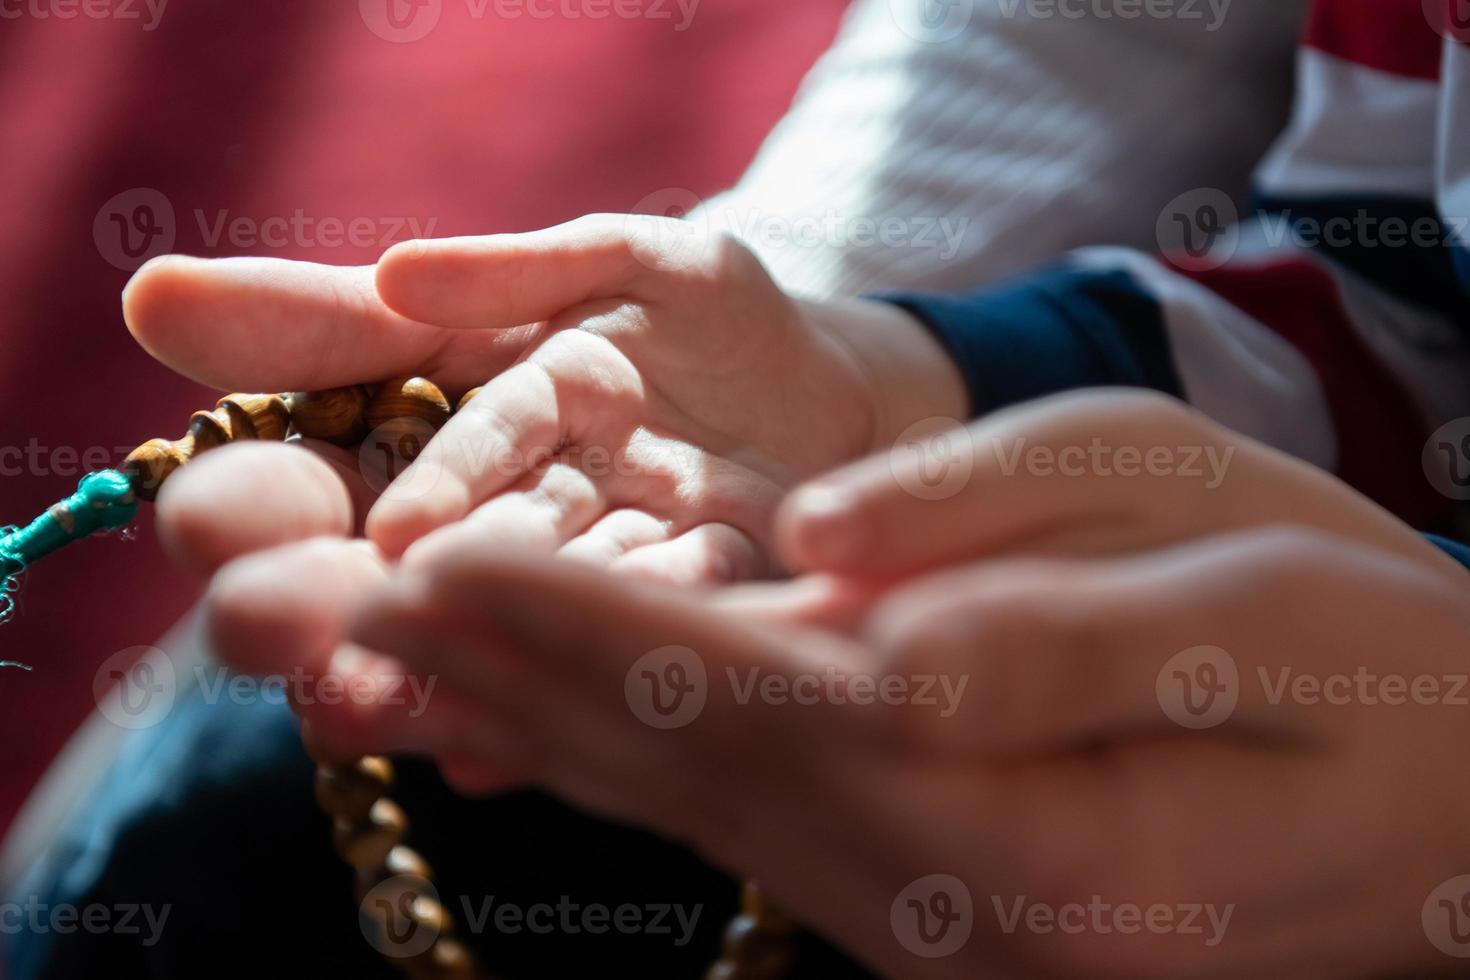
[876,265,1184,417]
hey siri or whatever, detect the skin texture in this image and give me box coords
[210,391,1470,980]
[125,218,1470,979]
[127,214,965,588]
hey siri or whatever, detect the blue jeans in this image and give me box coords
[5,684,871,979]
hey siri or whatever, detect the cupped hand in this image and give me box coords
[321,507,1470,980]
[126,214,963,588]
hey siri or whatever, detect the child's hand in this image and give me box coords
[124,215,964,588]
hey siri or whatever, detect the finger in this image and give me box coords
[364,362,564,556]
[350,548,873,845]
[865,527,1434,755]
[711,575,881,634]
[778,388,1428,577]
[352,547,869,752]
[207,538,504,763]
[610,523,770,586]
[611,426,786,549]
[205,537,388,677]
[435,751,530,798]
[157,441,356,576]
[297,643,522,768]
[367,328,639,557]
[558,508,671,566]
[375,214,668,330]
[397,463,606,572]
[776,391,1200,575]
[122,254,528,392]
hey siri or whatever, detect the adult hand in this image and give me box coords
[757,390,1463,629]
[325,520,1470,980]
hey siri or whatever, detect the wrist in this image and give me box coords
[798,297,970,456]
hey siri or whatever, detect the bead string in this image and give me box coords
[3,379,800,977]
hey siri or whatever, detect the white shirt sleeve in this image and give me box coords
[693,0,1307,298]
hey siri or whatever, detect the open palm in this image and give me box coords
[125,215,892,585]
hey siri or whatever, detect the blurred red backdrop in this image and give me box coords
[0,0,847,833]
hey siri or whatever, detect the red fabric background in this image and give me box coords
[0,0,846,834]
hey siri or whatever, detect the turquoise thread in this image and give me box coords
[0,470,139,634]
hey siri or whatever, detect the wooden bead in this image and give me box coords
[315,757,396,823]
[363,378,451,464]
[409,938,477,980]
[122,438,192,502]
[287,385,371,446]
[456,387,482,413]
[355,845,436,900]
[384,845,433,881]
[706,914,796,980]
[333,797,409,870]
[404,895,454,939]
[122,392,290,501]
[217,392,291,442]
[741,883,796,936]
[704,884,798,980]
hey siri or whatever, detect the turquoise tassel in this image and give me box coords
[0,470,139,634]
